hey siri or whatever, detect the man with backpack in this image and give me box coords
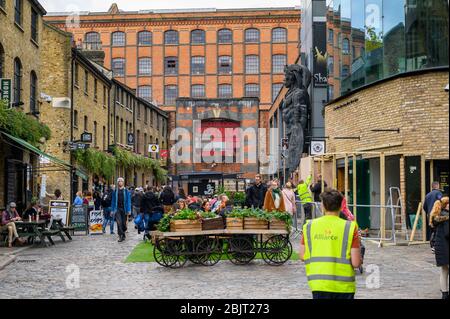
[102,185,115,235]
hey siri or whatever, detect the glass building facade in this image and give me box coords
[326,0,449,99]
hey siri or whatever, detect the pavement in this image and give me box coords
[0,228,443,299]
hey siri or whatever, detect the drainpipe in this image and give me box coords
[70,50,75,203]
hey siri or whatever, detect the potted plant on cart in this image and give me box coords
[201,211,225,230]
[268,211,292,231]
[226,208,246,230]
[244,209,270,230]
[169,209,203,232]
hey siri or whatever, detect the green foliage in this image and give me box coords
[74,148,116,180]
[269,211,293,224]
[157,214,172,232]
[171,208,200,220]
[112,146,167,183]
[365,26,383,52]
[228,208,292,224]
[0,100,51,147]
[200,211,218,219]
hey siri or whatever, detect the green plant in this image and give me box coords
[200,211,218,219]
[269,211,293,224]
[73,148,116,180]
[171,208,200,220]
[0,100,51,147]
[157,214,172,232]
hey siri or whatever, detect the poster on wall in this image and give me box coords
[89,210,104,235]
[313,22,328,87]
[49,201,70,226]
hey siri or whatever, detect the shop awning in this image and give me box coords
[0,131,88,179]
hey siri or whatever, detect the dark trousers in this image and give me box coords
[304,203,313,220]
[312,291,355,300]
[115,209,127,239]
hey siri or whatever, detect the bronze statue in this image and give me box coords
[281,64,312,178]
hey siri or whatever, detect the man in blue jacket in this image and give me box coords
[111,177,132,242]
[423,181,443,244]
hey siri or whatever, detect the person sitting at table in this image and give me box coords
[23,200,40,221]
[1,202,24,248]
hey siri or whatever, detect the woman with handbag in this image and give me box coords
[430,197,449,299]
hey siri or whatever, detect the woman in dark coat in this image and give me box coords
[430,197,449,299]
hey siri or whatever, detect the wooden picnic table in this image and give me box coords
[13,220,57,247]
[51,218,74,241]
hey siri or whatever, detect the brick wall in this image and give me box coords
[325,69,449,159]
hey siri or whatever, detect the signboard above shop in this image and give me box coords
[0,79,12,107]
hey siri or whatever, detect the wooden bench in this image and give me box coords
[41,229,63,245]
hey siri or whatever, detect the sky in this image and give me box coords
[40,0,300,13]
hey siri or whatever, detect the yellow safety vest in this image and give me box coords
[297,175,313,203]
[303,215,357,293]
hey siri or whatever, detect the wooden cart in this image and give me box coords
[150,229,292,269]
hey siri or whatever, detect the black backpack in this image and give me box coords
[102,191,113,208]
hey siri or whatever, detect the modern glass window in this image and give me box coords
[111,32,126,46]
[191,29,205,44]
[245,55,259,74]
[31,8,38,42]
[30,71,37,114]
[191,56,205,75]
[164,85,178,105]
[272,83,283,102]
[218,56,232,74]
[328,29,334,43]
[272,55,286,73]
[13,58,22,106]
[272,28,287,43]
[112,58,125,77]
[245,28,260,43]
[138,31,152,46]
[342,38,350,54]
[218,29,232,44]
[218,84,232,98]
[245,84,259,98]
[14,0,22,26]
[191,85,205,98]
[138,86,152,102]
[0,43,4,79]
[138,58,152,76]
[164,30,179,45]
[165,57,178,75]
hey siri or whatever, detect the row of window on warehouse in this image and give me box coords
[84,28,289,46]
[110,55,287,77]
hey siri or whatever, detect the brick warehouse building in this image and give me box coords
[44,4,301,191]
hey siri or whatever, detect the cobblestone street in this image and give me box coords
[0,229,441,299]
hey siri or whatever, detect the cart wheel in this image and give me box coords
[262,235,293,266]
[153,238,172,268]
[197,237,223,266]
[165,239,187,269]
[226,236,256,265]
[186,236,204,265]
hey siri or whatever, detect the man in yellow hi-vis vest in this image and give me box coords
[300,188,362,299]
[297,175,313,222]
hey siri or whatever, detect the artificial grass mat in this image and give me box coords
[125,241,300,263]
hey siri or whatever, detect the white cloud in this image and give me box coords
[40,0,299,12]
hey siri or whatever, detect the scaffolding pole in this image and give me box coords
[353,154,357,219]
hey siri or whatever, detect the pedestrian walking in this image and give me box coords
[93,191,102,211]
[102,186,115,235]
[111,178,132,242]
[300,188,361,299]
[263,179,286,213]
[160,186,176,214]
[140,186,162,240]
[282,182,297,215]
[297,175,314,222]
[429,197,449,299]
[73,191,83,206]
[132,187,143,220]
[245,174,268,209]
[310,174,328,203]
[424,181,443,244]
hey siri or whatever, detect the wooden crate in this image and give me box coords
[226,217,244,230]
[270,220,288,230]
[202,217,225,231]
[244,218,269,230]
[170,220,202,232]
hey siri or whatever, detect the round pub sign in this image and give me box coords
[149,144,160,153]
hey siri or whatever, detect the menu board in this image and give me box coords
[49,201,70,226]
[70,205,88,234]
[89,210,104,235]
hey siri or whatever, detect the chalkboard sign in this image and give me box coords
[70,205,88,234]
